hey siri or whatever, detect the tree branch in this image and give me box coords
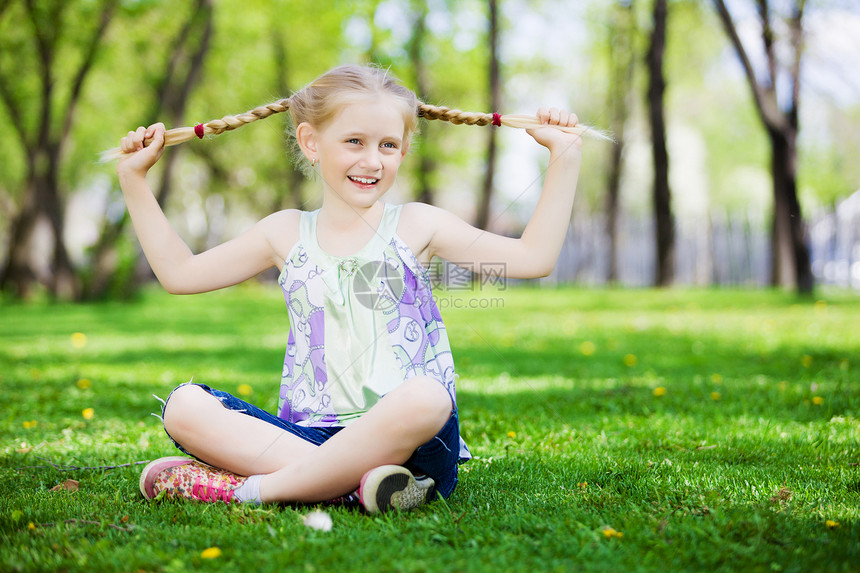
[712,0,787,132]
[787,0,806,127]
[23,0,63,149]
[0,74,31,153]
[59,0,118,146]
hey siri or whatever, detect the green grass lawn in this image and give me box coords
[1,285,858,572]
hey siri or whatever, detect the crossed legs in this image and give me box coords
[162,376,452,504]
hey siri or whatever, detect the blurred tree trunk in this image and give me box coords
[646,0,674,287]
[605,0,636,284]
[271,23,307,210]
[475,0,500,230]
[408,0,437,205]
[83,0,213,299]
[0,0,117,299]
[713,0,812,293]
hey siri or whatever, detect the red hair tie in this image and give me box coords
[492,113,502,127]
[194,123,205,139]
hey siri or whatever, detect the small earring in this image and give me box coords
[311,158,318,167]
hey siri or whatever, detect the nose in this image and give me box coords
[358,147,383,171]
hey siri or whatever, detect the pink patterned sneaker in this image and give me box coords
[358,465,436,514]
[139,456,247,504]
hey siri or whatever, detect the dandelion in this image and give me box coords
[22,420,38,429]
[28,522,36,531]
[801,355,813,368]
[602,527,624,539]
[825,520,840,529]
[711,373,723,384]
[623,354,638,367]
[70,332,87,349]
[237,383,253,396]
[82,408,95,420]
[710,392,721,401]
[303,510,333,532]
[76,378,92,390]
[579,341,596,356]
[578,482,588,489]
[812,396,824,406]
[653,386,667,397]
[507,431,517,439]
[200,547,222,559]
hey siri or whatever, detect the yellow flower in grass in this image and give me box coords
[82,408,95,420]
[602,527,624,539]
[710,392,721,401]
[711,373,723,384]
[812,396,824,406]
[22,420,38,429]
[237,383,253,397]
[825,520,840,529]
[70,332,87,349]
[801,355,813,368]
[579,341,596,356]
[76,378,92,390]
[653,386,667,397]
[507,431,517,439]
[201,547,222,559]
[623,354,638,367]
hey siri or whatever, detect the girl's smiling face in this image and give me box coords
[304,95,409,210]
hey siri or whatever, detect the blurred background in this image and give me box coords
[0,0,858,301]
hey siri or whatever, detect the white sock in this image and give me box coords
[233,474,263,504]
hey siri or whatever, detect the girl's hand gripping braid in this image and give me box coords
[527,107,583,154]
[117,123,166,178]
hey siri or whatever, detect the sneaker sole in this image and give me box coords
[359,465,435,514]
[139,456,193,499]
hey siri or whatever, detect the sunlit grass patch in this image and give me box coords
[1,286,858,571]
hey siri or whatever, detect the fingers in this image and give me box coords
[119,123,166,154]
[537,107,579,128]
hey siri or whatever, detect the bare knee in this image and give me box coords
[163,384,216,438]
[394,377,453,440]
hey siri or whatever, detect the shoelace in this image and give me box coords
[191,475,238,503]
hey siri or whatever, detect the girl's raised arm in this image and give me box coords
[421,108,583,279]
[117,123,289,294]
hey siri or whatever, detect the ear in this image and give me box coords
[295,122,318,161]
[400,141,410,159]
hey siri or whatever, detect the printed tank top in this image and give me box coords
[277,203,470,460]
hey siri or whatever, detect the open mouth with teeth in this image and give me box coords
[348,176,380,186]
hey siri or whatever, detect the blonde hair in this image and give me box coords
[102,64,611,163]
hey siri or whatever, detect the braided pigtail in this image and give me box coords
[100,98,293,162]
[103,65,611,163]
[418,103,614,142]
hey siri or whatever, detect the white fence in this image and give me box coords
[543,191,860,290]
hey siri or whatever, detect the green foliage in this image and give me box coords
[1,286,858,571]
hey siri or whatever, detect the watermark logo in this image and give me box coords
[351,259,405,311]
[350,259,507,311]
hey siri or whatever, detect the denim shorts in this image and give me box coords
[161,383,461,499]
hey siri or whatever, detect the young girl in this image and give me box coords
[115,64,584,513]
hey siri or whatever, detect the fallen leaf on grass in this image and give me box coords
[769,486,793,503]
[51,479,79,492]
